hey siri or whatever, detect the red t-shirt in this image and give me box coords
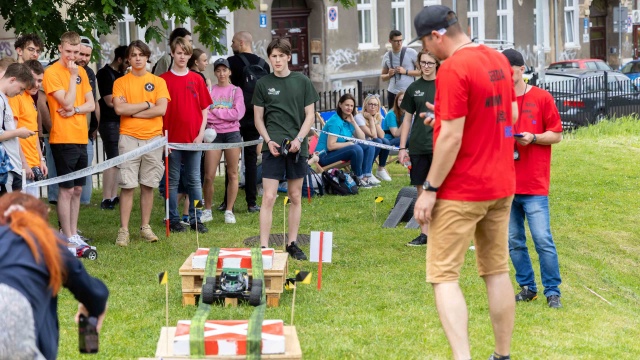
[514,86,562,195]
[160,70,212,143]
[434,45,516,201]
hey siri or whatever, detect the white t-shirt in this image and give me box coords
[381,47,418,94]
[0,93,22,174]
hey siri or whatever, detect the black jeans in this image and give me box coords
[387,91,397,110]
[223,125,260,207]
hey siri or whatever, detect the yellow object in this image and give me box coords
[295,270,311,284]
[193,199,203,209]
[375,196,384,203]
[284,196,290,205]
[158,271,168,285]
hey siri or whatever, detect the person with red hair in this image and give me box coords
[0,192,108,359]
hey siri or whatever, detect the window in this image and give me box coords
[118,7,145,46]
[357,0,379,49]
[423,0,441,5]
[391,0,411,44]
[533,4,551,51]
[210,8,234,60]
[467,0,485,41]
[564,0,579,47]
[497,0,513,44]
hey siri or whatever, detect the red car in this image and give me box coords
[548,59,612,71]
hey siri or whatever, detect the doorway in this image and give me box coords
[271,8,311,75]
[590,16,606,61]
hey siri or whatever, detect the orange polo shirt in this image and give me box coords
[8,91,39,167]
[42,61,92,144]
[112,72,170,140]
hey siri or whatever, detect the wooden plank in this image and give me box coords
[151,326,301,359]
[224,298,238,307]
[266,294,280,308]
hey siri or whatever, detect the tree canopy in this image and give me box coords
[1,0,354,56]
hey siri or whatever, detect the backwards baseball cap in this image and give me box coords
[410,5,458,45]
[502,49,525,67]
[79,36,93,49]
[213,58,230,70]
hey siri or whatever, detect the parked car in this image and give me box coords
[620,60,640,82]
[538,69,640,128]
[548,59,612,71]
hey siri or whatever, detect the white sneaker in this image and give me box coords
[368,175,381,184]
[201,209,213,223]
[68,234,89,246]
[367,178,381,187]
[376,168,392,181]
[224,210,236,224]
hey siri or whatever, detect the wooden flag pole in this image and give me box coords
[290,284,297,326]
[164,130,170,238]
[317,231,323,290]
[283,198,287,251]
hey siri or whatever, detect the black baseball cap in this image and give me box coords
[410,5,458,45]
[502,49,525,67]
[213,58,230,70]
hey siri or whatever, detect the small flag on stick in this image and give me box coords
[375,196,384,203]
[374,196,384,221]
[290,270,312,326]
[285,278,296,290]
[158,271,169,353]
[194,200,203,209]
[295,270,312,284]
[284,196,290,205]
[158,271,168,285]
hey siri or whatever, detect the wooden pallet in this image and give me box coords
[179,251,288,307]
[143,326,301,360]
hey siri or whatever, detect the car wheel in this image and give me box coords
[84,249,98,261]
[201,276,216,304]
[248,279,263,306]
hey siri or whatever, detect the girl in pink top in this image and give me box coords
[202,58,246,224]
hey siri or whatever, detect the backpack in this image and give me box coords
[322,168,358,196]
[388,47,407,83]
[238,54,268,111]
[302,166,324,197]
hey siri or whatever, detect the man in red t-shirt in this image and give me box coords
[160,37,212,233]
[411,6,517,360]
[503,49,563,309]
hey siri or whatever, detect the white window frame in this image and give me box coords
[533,5,551,52]
[423,0,441,5]
[357,0,379,50]
[563,0,580,48]
[467,0,485,42]
[118,7,146,45]
[497,0,514,45]
[391,0,412,46]
[209,8,234,61]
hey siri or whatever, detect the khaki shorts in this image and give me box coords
[118,135,164,189]
[426,195,514,283]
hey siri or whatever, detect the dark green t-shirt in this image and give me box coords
[400,77,435,155]
[252,72,319,157]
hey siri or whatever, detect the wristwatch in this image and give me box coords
[74,107,80,114]
[422,180,439,192]
[296,136,304,142]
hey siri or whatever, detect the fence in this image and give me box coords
[314,80,390,113]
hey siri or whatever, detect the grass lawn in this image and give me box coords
[53,118,640,359]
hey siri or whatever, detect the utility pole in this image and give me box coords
[536,0,545,83]
[619,1,623,67]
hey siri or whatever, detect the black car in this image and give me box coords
[537,69,640,129]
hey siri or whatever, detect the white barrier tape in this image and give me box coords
[24,137,168,189]
[311,127,399,151]
[168,139,262,151]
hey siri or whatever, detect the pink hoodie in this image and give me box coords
[207,84,246,134]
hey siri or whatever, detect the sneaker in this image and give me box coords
[101,199,113,210]
[224,210,236,224]
[368,175,381,185]
[488,353,511,360]
[247,205,261,213]
[191,222,208,233]
[111,196,119,206]
[169,221,187,233]
[406,233,427,246]
[200,209,213,223]
[115,228,130,247]
[376,168,392,181]
[358,179,372,189]
[515,286,538,302]
[180,215,190,226]
[286,241,307,260]
[140,224,159,243]
[547,295,562,308]
[217,203,227,212]
[67,234,84,246]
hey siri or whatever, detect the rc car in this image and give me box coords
[201,268,263,306]
[67,237,98,260]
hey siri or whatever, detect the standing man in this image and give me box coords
[0,62,36,194]
[381,30,418,108]
[412,6,517,360]
[14,34,44,63]
[502,49,564,309]
[212,31,270,216]
[113,40,170,247]
[253,38,319,260]
[152,28,192,75]
[42,32,95,243]
[161,37,212,233]
[96,45,127,210]
[77,36,100,205]
[8,60,47,197]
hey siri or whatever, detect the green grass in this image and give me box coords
[54,119,640,359]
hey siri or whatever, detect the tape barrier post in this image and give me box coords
[165,131,170,238]
[189,247,220,358]
[310,127,399,151]
[247,248,266,360]
[168,139,262,151]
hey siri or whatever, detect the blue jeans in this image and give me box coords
[388,137,401,147]
[80,139,94,204]
[371,138,390,167]
[319,143,375,177]
[508,195,561,297]
[168,150,203,224]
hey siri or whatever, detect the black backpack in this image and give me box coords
[322,169,358,196]
[302,166,324,197]
[238,54,268,104]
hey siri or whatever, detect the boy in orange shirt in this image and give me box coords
[42,32,95,243]
[8,60,48,197]
[112,40,170,247]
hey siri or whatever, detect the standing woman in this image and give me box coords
[382,90,406,147]
[355,94,392,183]
[398,51,437,246]
[315,93,376,188]
[188,49,211,88]
[202,58,246,224]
